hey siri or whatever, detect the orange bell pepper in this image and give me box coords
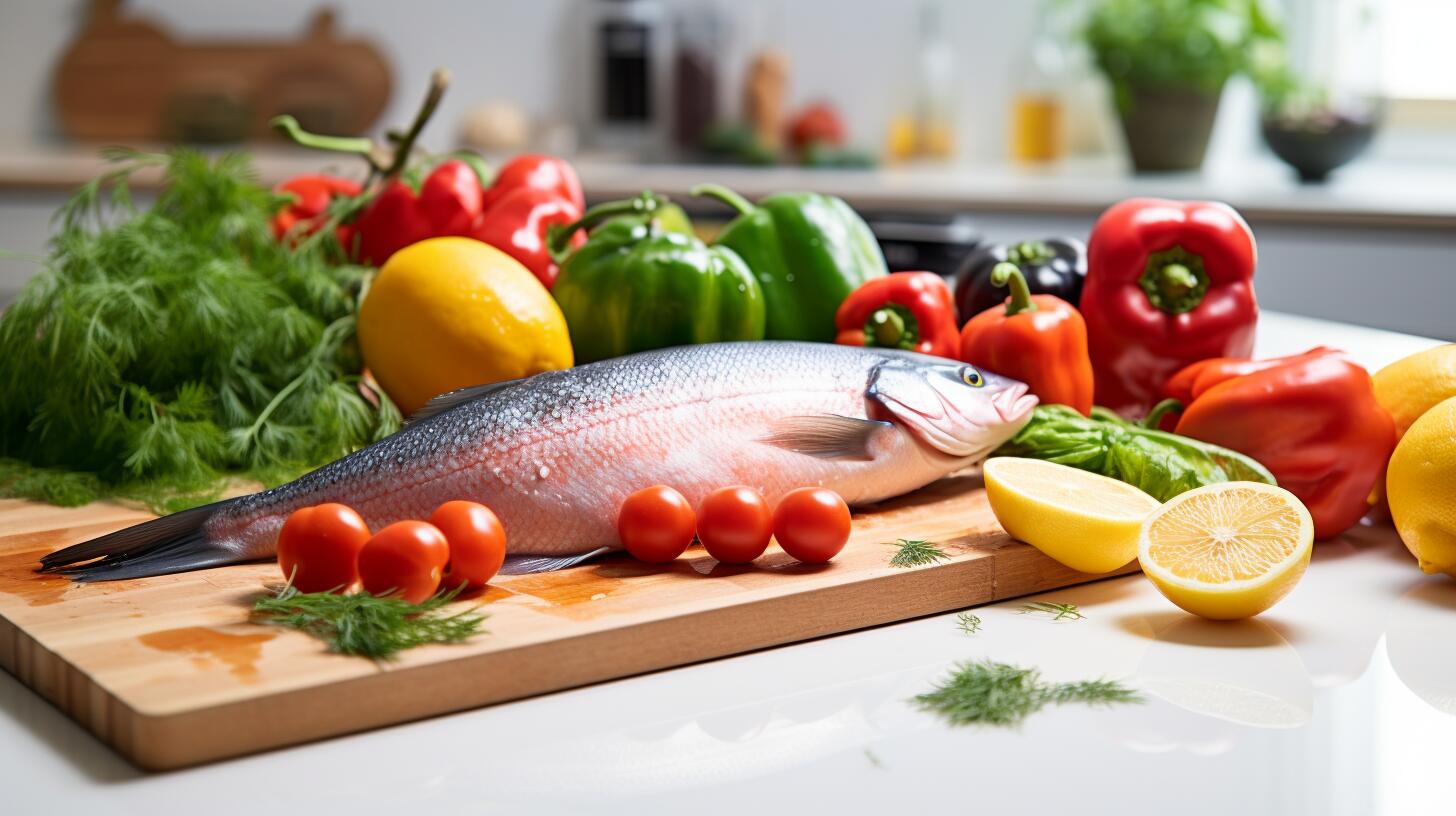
[958,263,1094,415]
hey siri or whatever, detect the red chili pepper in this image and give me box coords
[1082,198,1259,417]
[480,154,585,215]
[1161,348,1396,539]
[469,186,583,289]
[271,174,360,247]
[957,263,1094,415]
[833,271,959,358]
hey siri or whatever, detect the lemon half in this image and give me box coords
[984,457,1160,574]
[1138,482,1313,620]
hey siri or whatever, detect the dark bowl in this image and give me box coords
[1261,113,1378,183]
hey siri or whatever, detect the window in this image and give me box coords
[1381,0,1456,101]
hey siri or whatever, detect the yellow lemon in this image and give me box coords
[1373,344,1456,438]
[1387,395,1456,576]
[357,237,573,416]
[1138,482,1313,620]
[983,457,1160,574]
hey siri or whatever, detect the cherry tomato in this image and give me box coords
[697,486,773,564]
[276,503,372,593]
[357,520,451,603]
[429,500,508,590]
[617,485,696,563]
[773,488,851,564]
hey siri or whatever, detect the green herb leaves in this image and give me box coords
[0,150,400,511]
[913,660,1141,727]
[888,538,950,568]
[956,612,982,635]
[1018,601,1085,621]
[993,405,1275,503]
[252,584,486,660]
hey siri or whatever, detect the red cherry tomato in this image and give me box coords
[357,520,451,603]
[773,488,851,564]
[697,486,773,564]
[429,500,508,590]
[276,503,372,593]
[617,485,696,563]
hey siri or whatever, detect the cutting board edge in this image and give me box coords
[70,552,1010,770]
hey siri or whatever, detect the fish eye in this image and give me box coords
[961,367,985,387]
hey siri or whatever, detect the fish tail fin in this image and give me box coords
[38,499,243,582]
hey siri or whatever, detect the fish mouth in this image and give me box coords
[992,383,1039,424]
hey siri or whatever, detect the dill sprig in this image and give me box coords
[912,660,1141,727]
[956,612,982,635]
[888,538,950,568]
[252,584,486,660]
[0,149,400,511]
[1018,601,1084,621]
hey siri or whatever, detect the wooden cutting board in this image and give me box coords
[0,476,1135,771]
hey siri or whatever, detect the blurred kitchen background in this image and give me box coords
[1,0,1453,338]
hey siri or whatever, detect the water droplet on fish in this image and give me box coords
[538,465,550,479]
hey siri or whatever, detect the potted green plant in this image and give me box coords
[1084,0,1284,172]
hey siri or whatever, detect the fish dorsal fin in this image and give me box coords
[760,414,891,460]
[408,379,525,423]
[500,546,614,574]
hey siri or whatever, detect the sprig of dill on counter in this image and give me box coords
[956,612,982,635]
[252,584,486,660]
[913,660,1141,727]
[0,149,400,511]
[1018,601,1085,621]
[888,538,950,568]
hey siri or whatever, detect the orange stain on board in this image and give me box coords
[0,549,71,607]
[138,627,275,683]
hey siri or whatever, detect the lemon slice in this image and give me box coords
[1138,482,1313,620]
[984,457,1161,574]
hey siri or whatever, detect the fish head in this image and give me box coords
[867,356,1037,459]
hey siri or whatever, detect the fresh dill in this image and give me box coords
[0,149,400,512]
[252,584,486,660]
[888,538,950,568]
[956,612,982,635]
[1018,601,1085,621]
[912,660,1141,727]
[863,748,884,769]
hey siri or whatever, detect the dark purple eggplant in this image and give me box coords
[954,238,1086,325]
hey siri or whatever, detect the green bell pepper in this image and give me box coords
[692,184,887,341]
[548,193,765,364]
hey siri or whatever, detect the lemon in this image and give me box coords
[1373,344,1456,438]
[1386,395,1456,576]
[1138,482,1313,620]
[357,237,573,415]
[983,457,1160,574]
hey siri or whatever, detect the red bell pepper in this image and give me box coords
[468,186,583,289]
[480,155,584,215]
[958,263,1094,415]
[271,174,360,248]
[1082,198,1259,417]
[353,159,486,265]
[834,271,959,358]
[1160,348,1396,540]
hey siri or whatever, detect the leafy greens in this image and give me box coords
[0,149,400,512]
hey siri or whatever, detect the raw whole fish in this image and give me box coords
[42,342,1036,580]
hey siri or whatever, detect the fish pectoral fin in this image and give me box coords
[760,414,891,460]
[408,378,527,423]
[500,546,615,575]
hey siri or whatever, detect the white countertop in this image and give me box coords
[2,143,1455,229]
[0,311,1451,815]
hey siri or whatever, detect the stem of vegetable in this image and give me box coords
[1139,246,1210,314]
[1007,240,1055,267]
[991,262,1038,316]
[269,68,451,178]
[864,304,920,350]
[690,183,757,217]
[545,191,666,264]
[1142,398,1184,429]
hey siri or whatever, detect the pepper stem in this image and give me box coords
[1138,246,1210,314]
[690,183,757,217]
[545,191,666,265]
[863,304,920,351]
[270,68,451,178]
[1142,398,1184,429]
[991,262,1038,316]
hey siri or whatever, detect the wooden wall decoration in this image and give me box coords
[53,0,392,143]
